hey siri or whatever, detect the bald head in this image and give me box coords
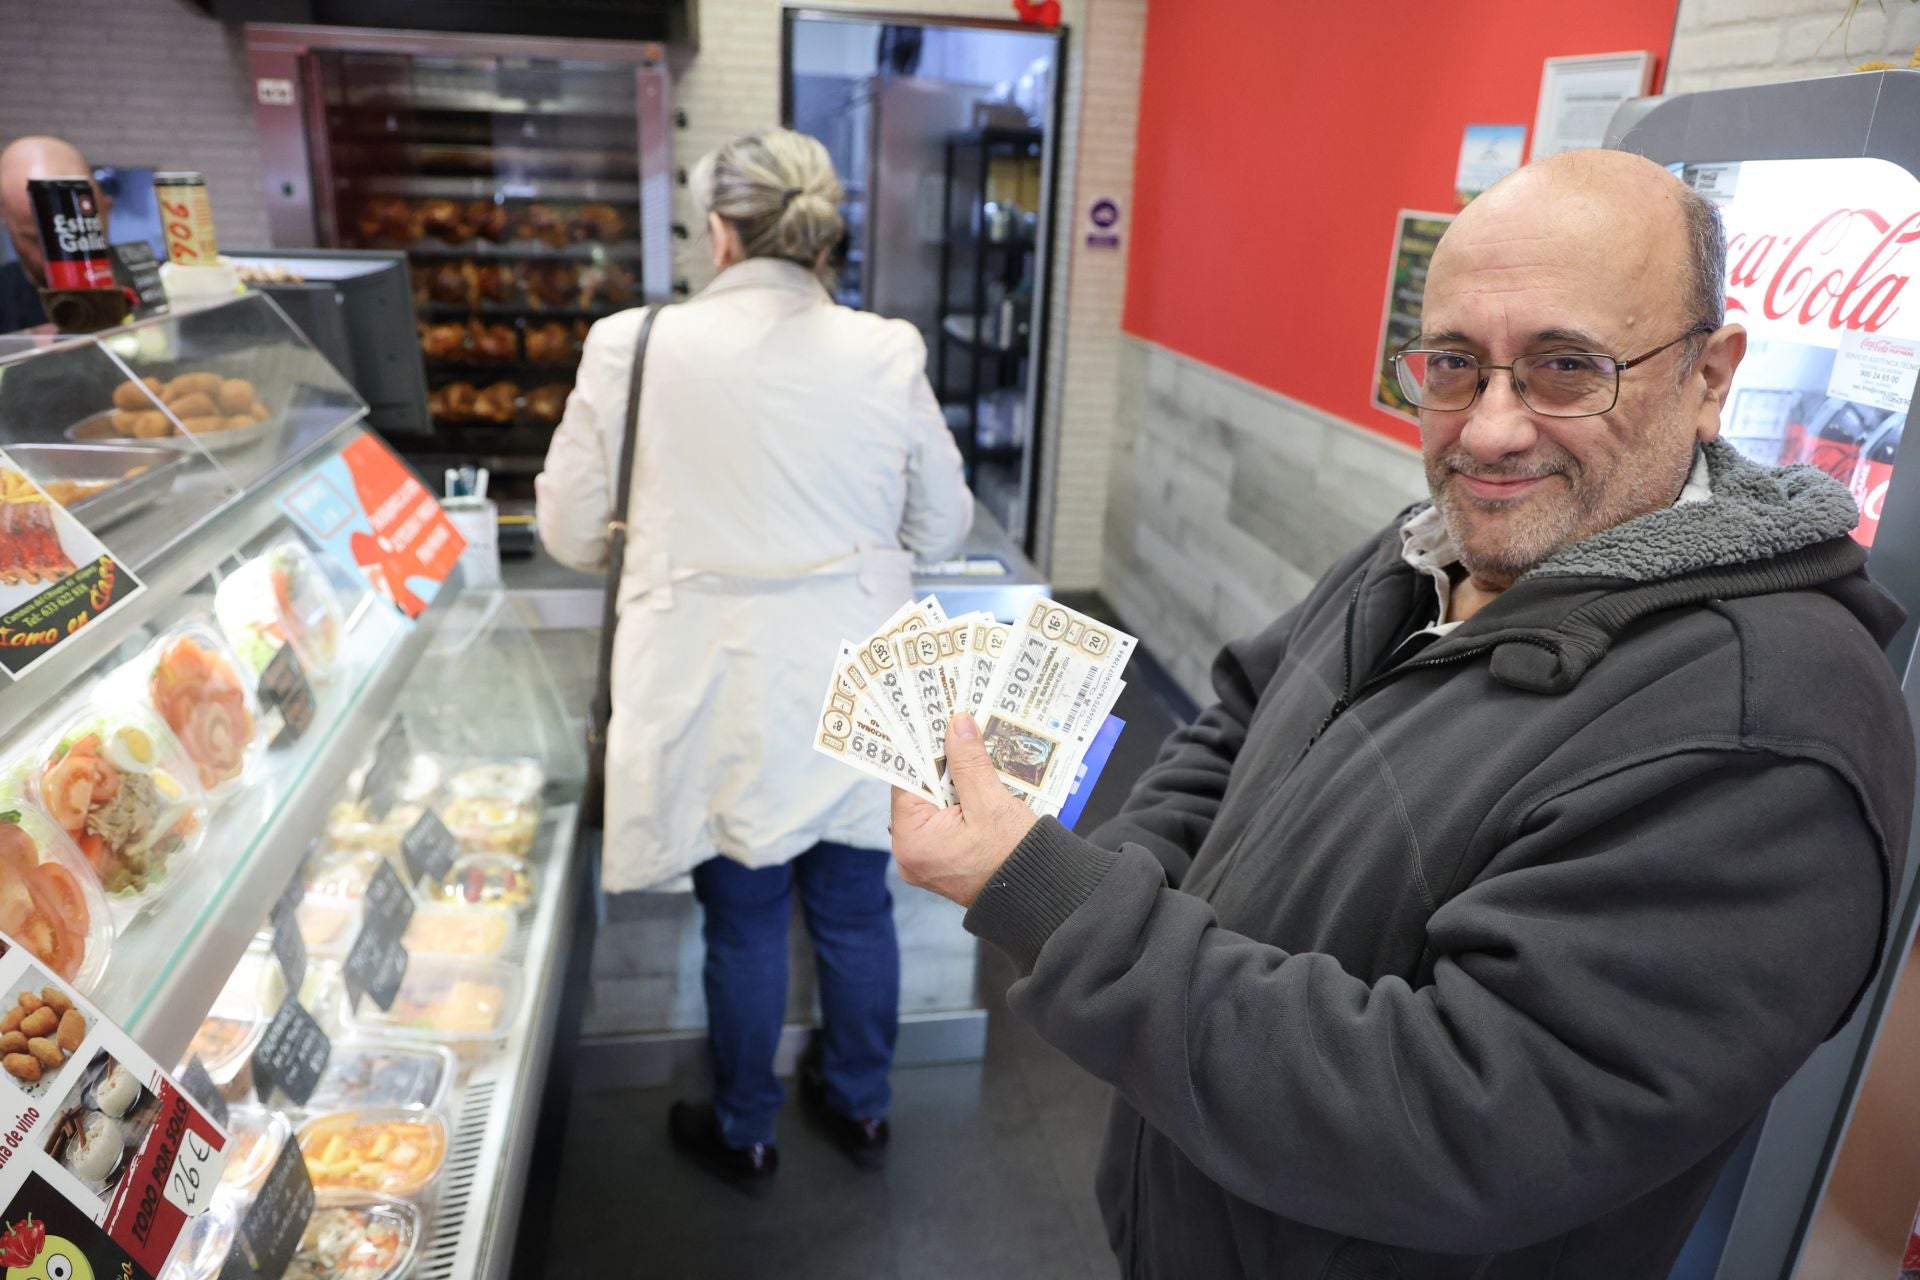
[0,136,93,287]
[1432,149,1723,345]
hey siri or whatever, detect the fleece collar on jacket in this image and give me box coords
[1389,441,1892,694]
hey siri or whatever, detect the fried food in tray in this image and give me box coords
[429,381,479,423]
[423,261,473,306]
[519,262,580,309]
[353,196,418,245]
[569,202,624,242]
[418,199,473,244]
[472,261,513,305]
[523,383,570,425]
[468,321,518,364]
[106,373,270,439]
[583,261,637,306]
[418,322,468,363]
[510,202,568,247]
[467,198,508,243]
[523,322,573,365]
[472,381,519,424]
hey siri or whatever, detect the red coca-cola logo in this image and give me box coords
[1726,209,1920,334]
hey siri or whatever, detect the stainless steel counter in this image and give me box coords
[502,500,1049,629]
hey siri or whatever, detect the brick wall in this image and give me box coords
[672,0,1145,588]
[0,0,271,247]
[1667,0,1920,91]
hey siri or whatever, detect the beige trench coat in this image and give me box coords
[535,258,973,891]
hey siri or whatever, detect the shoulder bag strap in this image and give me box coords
[590,304,666,753]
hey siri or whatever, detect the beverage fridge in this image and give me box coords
[242,24,674,496]
[1610,69,1920,1280]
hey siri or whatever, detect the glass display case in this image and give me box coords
[0,293,586,1279]
[244,24,675,499]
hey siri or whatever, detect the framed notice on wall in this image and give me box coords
[1531,51,1654,160]
[1372,210,1456,424]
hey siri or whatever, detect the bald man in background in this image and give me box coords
[0,136,98,332]
[891,150,1916,1278]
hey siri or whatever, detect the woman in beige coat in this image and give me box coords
[536,129,973,1189]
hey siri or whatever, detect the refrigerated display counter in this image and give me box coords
[0,290,587,1279]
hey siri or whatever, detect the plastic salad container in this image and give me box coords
[217,1104,292,1203]
[215,538,346,680]
[440,795,538,858]
[401,902,511,959]
[134,618,265,801]
[34,700,206,913]
[307,1040,456,1115]
[295,894,361,960]
[159,1197,238,1280]
[297,1106,449,1198]
[0,789,113,990]
[341,956,521,1058]
[185,948,273,1098]
[258,957,345,1040]
[326,799,429,858]
[344,753,444,810]
[428,853,536,912]
[284,1192,423,1280]
[303,848,387,903]
[446,758,543,809]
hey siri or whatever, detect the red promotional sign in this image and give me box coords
[281,434,466,620]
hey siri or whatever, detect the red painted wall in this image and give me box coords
[1122,1,1680,448]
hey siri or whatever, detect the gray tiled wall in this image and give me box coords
[1101,337,1431,703]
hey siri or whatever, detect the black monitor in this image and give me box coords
[223,248,429,437]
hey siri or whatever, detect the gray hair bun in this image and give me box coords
[695,129,846,272]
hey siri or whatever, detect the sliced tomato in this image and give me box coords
[0,877,32,936]
[43,921,82,981]
[27,862,88,936]
[75,832,107,874]
[0,827,38,880]
[13,912,56,969]
[40,754,96,833]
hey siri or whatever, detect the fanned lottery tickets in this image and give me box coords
[813,596,1135,817]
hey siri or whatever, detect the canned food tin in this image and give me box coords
[154,171,219,266]
[27,176,113,290]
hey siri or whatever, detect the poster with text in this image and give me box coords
[0,457,142,680]
[1679,155,1920,546]
[0,935,227,1280]
[278,433,465,620]
[1372,211,1456,423]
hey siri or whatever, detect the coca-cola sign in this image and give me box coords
[1713,157,1920,346]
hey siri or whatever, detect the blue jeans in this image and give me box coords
[692,842,900,1149]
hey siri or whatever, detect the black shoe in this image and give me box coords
[798,1047,890,1170]
[668,1100,779,1195]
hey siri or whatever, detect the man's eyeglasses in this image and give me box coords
[1392,326,1715,418]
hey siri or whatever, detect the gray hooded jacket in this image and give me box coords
[965,441,1915,1279]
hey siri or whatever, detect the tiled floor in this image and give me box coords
[538,947,1119,1280]
[537,599,1191,1279]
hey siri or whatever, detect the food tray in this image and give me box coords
[297,1106,449,1199]
[159,1197,238,1280]
[3,442,192,532]
[307,1039,456,1115]
[115,617,266,803]
[286,1192,423,1280]
[445,757,543,808]
[429,852,536,912]
[0,789,114,991]
[218,1104,292,1202]
[340,955,521,1055]
[66,406,288,455]
[402,901,511,959]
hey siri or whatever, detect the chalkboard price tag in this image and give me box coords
[270,901,307,996]
[361,718,411,820]
[343,925,408,1012]
[361,859,416,935]
[258,643,315,748]
[401,809,458,886]
[251,993,331,1107]
[179,1055,230,1130]
[234,1137,315,1280]
[109,240,169,317]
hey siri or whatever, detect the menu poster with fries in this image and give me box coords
[0,455,143,680]
[0,930,228,1280]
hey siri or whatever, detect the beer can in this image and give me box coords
[154,170,220,267]
[27,177,113,291]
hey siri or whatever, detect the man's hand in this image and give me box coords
[891,713,1040,908]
